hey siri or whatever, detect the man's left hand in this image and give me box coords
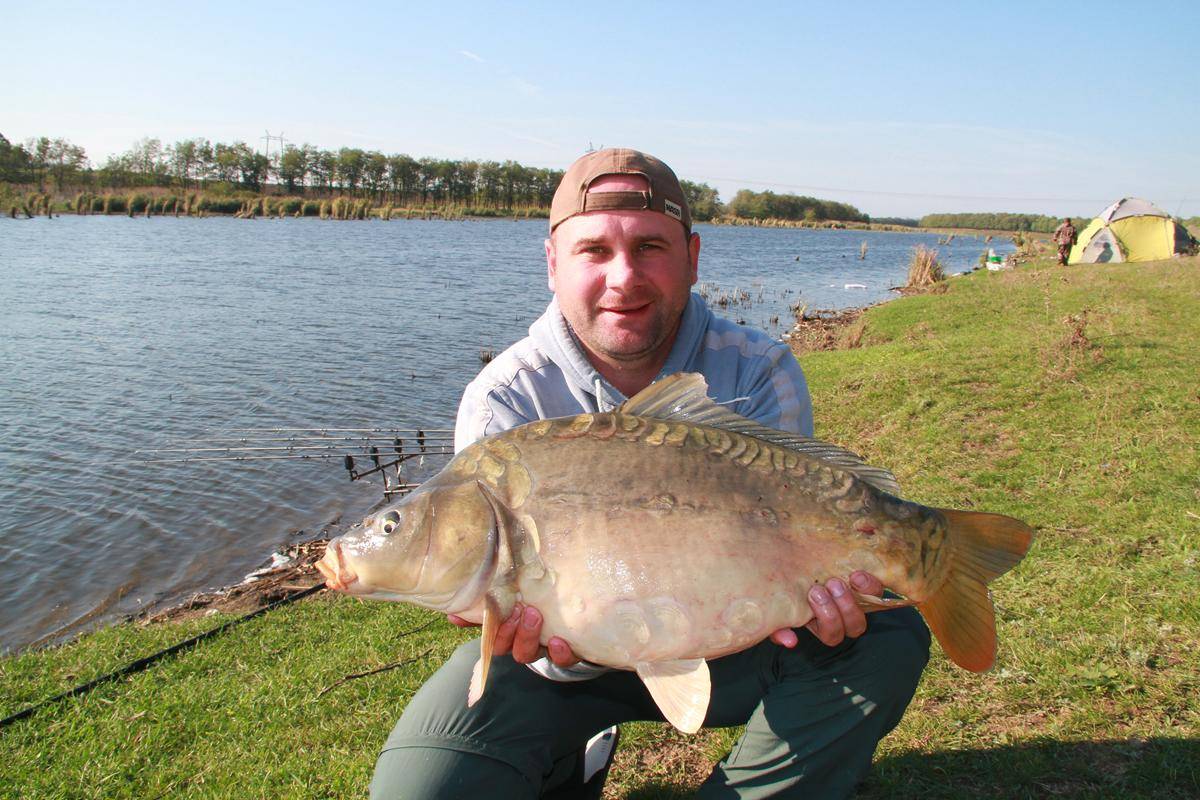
[769,571,884,649]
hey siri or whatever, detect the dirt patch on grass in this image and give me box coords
[140,539,329,624]
[786,308,866,354]
[1041,310,1105,382]
[604,727,727,799]
[893,281,949,297]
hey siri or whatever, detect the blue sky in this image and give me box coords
[2,1,1196,218]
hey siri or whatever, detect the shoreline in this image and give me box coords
[6,212,1040,239]
[5,195,1044,239]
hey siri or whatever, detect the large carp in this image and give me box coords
[317,373,1033,732]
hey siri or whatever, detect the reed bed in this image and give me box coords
[0,190,553,222]
[906,245,945,288]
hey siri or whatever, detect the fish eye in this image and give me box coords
[380,510,401,535]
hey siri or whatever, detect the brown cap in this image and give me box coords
[549,148,691,233]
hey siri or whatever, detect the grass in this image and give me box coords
[3,256,1198,798]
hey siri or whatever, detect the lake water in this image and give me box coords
[0,216,1010,652]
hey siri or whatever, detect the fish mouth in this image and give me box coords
[316,539,359,592]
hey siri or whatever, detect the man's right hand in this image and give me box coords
[448,604,580,667]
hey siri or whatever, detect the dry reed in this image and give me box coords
[906,245,945,288]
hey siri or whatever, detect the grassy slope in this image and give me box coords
[3,257,1197,798]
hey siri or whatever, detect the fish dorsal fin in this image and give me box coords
[636,659,711,733]
[621,373,902,496]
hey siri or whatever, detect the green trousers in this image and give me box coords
[371,608,928,799]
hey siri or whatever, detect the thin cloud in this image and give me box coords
[500,129,559,149]
[457,48,542,98]
[506,76,542,98]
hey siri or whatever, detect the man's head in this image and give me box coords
[545,149,700,392]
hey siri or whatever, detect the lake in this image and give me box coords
[0,216,1010,652]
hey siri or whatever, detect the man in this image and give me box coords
[1053,218,1077,265]
[370,149,930,799]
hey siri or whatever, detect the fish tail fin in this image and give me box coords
[918,509,1034,673]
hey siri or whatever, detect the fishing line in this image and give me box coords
[1,583,324,729]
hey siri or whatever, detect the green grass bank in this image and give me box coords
[2,256,1197,798]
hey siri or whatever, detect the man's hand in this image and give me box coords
[447,604,580,668]
[770,571,884,649]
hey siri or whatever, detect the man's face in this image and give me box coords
[546,176,700,369]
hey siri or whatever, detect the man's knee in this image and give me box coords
[371,744,534,800]
[855,607,930,711]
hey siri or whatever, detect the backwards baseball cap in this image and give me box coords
[549,148,692,234]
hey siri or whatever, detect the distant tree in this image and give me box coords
[278,145,308,195]
[337,148,366,195]
[726,188,867,223]
[236,146,270,191]
[387,153,419,204]
[46,139,88,192]
[457,159,480,205]
[0,134,32,183]
[680,180,722,222]
[309,148,337,195]
[363,151,388,201]
[169,138,209,191]
[123,138,168,186]
[212,142,242,186]
[919,212,1066,233]
[24,137,53,192]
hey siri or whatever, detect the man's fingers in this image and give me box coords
[807,584,844,646]
[770,628,799,648]
[492,604,523,656]
[510,605,543,664]
[850,571,884,597]
[546,637,580,668]
[829,579,867,638]
[446,613,478,629]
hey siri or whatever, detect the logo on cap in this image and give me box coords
[663,199,683,221]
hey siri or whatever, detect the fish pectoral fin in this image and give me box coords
[853,592,916,613]
[635,659,711,734]
[467,595,505,707]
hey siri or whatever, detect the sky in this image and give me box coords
[2,1,1197,219]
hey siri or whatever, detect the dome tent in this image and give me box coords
[1068,197,1194,264]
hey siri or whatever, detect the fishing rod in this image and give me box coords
[224,427,454,434]
[143,434,455,445]
[131,423,455,499]
[135,444,455,456]
[133,453,447,465]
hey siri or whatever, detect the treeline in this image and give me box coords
[1,133,566,211]
[3,132,882,225]
[919,212,1072,233]
[724,189,869,223]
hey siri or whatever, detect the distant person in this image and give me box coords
[1053,218,1077,265]
[367,148,930,799]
